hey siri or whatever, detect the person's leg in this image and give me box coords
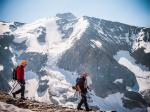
[20,80,25,99]
[13,80,26,99]
[77,93,84,110]
[20,84,25,98]
[13,81,22,95]
[82,93,90,110]
[13,88,21,94]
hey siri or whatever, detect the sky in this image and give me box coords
[0,0,150,27]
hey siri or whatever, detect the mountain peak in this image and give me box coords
[56,13,76,20]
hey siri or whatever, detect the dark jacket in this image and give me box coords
[77,77,87,93]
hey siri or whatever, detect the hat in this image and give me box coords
[21,60,28,65]
[81,72,88,77]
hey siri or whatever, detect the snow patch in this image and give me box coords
[0,65,4,71]
[45,18,62,49]
[113,50,150,91]
[90,92,125,112]
[119,26,123,31]
[9,46,17,65]
[0,22,11,35]
[4,46,8,50]
[113,79,123,84]
[91,39,102,48]
[70,17,89,41]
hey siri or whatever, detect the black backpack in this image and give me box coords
[76,77,80,84]
[76,77,81,91]
[72,77,81,91]
[12,66,18,80]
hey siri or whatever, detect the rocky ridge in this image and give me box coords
[0,91,103,112]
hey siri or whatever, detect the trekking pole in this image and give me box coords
[9,81,18,94]
[10,82,18,94]
[9,81,16,94]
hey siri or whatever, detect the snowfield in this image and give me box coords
[114,50,150,91]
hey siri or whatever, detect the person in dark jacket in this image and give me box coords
[76,72,92,111]
[12,60,27,100]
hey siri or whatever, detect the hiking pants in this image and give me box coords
[77,92,89,110]
[14,80,25,98]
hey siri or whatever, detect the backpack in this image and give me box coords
[76,77,80,84]
[12,66,18,80]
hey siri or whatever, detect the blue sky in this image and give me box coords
[0,0,150,27]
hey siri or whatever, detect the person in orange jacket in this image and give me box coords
[12,60,27,100]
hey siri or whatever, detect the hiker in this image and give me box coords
[76,72,92,111]
[12,60,28,100]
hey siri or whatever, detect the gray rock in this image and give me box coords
[122,91,147,110]
[51,97,59,105]
[36,27,46,44]
[37,79,49,97]
[0,34,14,91]
[56,13,76,20]
[141,89,150,106]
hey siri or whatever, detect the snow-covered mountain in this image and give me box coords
[0,13,150,112]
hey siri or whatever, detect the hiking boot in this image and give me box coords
[77,108,84,110]
[86,108,92,111]
[20,97,27,100]
[12,93,16,98]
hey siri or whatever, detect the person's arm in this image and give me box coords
[76,85,81,92]
[20,66,25,81]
